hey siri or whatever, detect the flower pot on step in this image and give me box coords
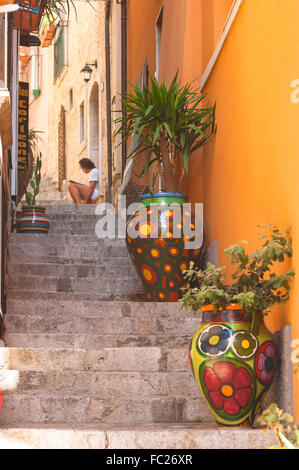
[126,192,202,302]
[189,304,279,427]
[17,206,49,233]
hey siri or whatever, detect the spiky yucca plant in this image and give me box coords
[114,72,216,193]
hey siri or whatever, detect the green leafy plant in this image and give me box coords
[43,0,76,22]
[180,226,295,334]
[18,129,44,205]
[258,403,299,449]
[22,152,42,208]
[114,71,216,193]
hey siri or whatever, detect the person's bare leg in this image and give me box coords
[68,183,81,204]
[68,183,91,204]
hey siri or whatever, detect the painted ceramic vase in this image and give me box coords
[126,192,202,302]
[189,304,279,427]
[17,206,49,234]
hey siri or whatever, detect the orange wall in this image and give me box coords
[189,0,299,418]
[127,0,299,417]
[127,0,232,195]
[127,0,163,85]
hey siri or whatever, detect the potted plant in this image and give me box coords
[17,152,50,233]
[258,403,299,449]
[180,225,295,427]
[115,72,216,302]
[12,0,77,34]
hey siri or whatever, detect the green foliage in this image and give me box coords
[43,0,77,22]
[258,403,299,449]
[114,71,216,192]
[28,128,44,158]
[180,226,295,334]
[22,153,42,209]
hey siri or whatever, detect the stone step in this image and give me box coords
[4,333,191,349]
[6,275,144,295]
[9,233,125,246]
[5,298,190,318]
[0,424,276,449]
[7,263,139,280]
[9,243,129,260]
[0,347,169,371]
[18,205,118,215]
[6,290,146,302]
[8,254,131,266]
[4,314,198,336]
[0,395,208,426]
[48,226,105,235]
[0,370,197,398]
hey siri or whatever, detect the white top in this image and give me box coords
[88,168,100,200]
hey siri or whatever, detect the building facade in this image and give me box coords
[23,1,111,199]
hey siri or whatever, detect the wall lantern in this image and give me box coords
[81,60,97,83]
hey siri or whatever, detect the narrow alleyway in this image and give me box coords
[0,181,277,448]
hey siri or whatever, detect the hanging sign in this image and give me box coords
[18,81,29,172]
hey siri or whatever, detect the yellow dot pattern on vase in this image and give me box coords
[170,247,178,255]
[139,223,151,237]
[164,264,172,272]
[150,248,160,258]
[136,247,143,254]
[241,339,250,349]
[164,210,173,217]
[221,385,234,397]
[143,268,153,281]
[209,335,219,346]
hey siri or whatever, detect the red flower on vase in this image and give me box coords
[202,361,254,416]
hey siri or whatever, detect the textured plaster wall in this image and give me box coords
[29,1,107,194]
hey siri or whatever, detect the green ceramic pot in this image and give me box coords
[125,192,202,302]
[189,304,279,426]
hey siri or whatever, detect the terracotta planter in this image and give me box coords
[189,304,279,427]
[17,206,49,233]
[126,192,202,302]
[40,23,55,47]
[13,0,45,33]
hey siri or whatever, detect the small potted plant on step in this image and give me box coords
[17,152,50,234]
[180,225,295,427]
[115,71,216,302]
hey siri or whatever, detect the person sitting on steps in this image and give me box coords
[68,158,100,204]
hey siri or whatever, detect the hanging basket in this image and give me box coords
[13,0,45,33]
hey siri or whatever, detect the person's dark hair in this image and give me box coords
[79,158,95,170]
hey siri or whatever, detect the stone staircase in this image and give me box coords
[0,188,277,449]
